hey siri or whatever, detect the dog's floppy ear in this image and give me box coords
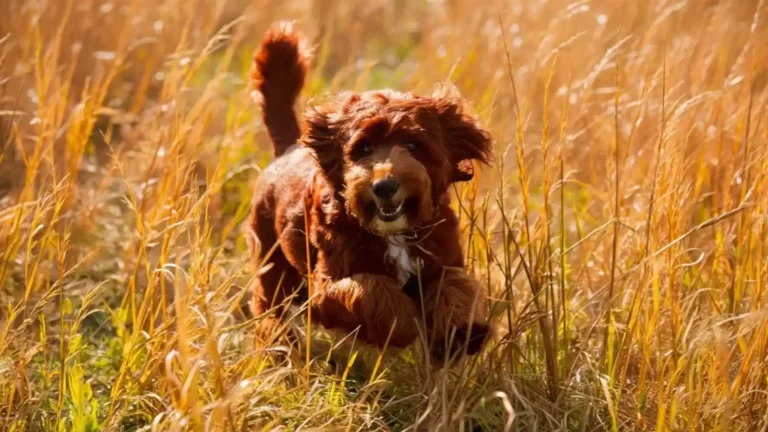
[432,84,493,182]
[301,103,344,184]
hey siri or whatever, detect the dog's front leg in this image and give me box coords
[423,267,492,364]
[310,273,420,349]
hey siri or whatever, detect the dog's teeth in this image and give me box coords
[380,203,403,217]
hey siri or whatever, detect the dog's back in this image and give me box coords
[251,21,311,157]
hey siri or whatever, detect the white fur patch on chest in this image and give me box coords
[386,235,420,287]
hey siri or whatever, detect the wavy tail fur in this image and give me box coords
[251,21,311,157]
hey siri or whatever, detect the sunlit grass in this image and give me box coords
[1,0,767,430]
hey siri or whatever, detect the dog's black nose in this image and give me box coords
[372,178,400,199]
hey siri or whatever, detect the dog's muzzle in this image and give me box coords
[372,178,406,222]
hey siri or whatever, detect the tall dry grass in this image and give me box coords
[1,0,767,430]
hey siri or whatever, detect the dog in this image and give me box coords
[245,21,494,363]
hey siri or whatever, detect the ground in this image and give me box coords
[1,0,767,431]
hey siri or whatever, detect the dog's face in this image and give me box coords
[302,87,492,235]
[342,118,439,234]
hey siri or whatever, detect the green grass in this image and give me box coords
[1,0,768,430]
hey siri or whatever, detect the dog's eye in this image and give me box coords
[406,142,419,152]
[353,140,373,159]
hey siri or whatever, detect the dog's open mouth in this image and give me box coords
[377,202,405,222]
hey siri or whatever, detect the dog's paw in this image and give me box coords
[430,320,491,365]
[310,274,421,349]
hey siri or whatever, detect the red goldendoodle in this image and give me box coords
[245,21,494,363]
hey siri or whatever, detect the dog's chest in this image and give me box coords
[386,235,420,287]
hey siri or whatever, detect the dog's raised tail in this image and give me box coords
[251,21,310,157]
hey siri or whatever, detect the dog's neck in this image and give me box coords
[385,235,417,287]
[322,184,447,286]
[382,217,444,287]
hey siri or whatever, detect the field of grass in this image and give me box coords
[1,0,767,430]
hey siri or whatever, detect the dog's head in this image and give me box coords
[301,86,492,235]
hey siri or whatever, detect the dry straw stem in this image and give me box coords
[1,0,768,430]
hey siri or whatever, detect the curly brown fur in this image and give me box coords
[251,21,311,157]
[246,21,494,363]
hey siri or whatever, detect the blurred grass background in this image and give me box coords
[1,0,767,430]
